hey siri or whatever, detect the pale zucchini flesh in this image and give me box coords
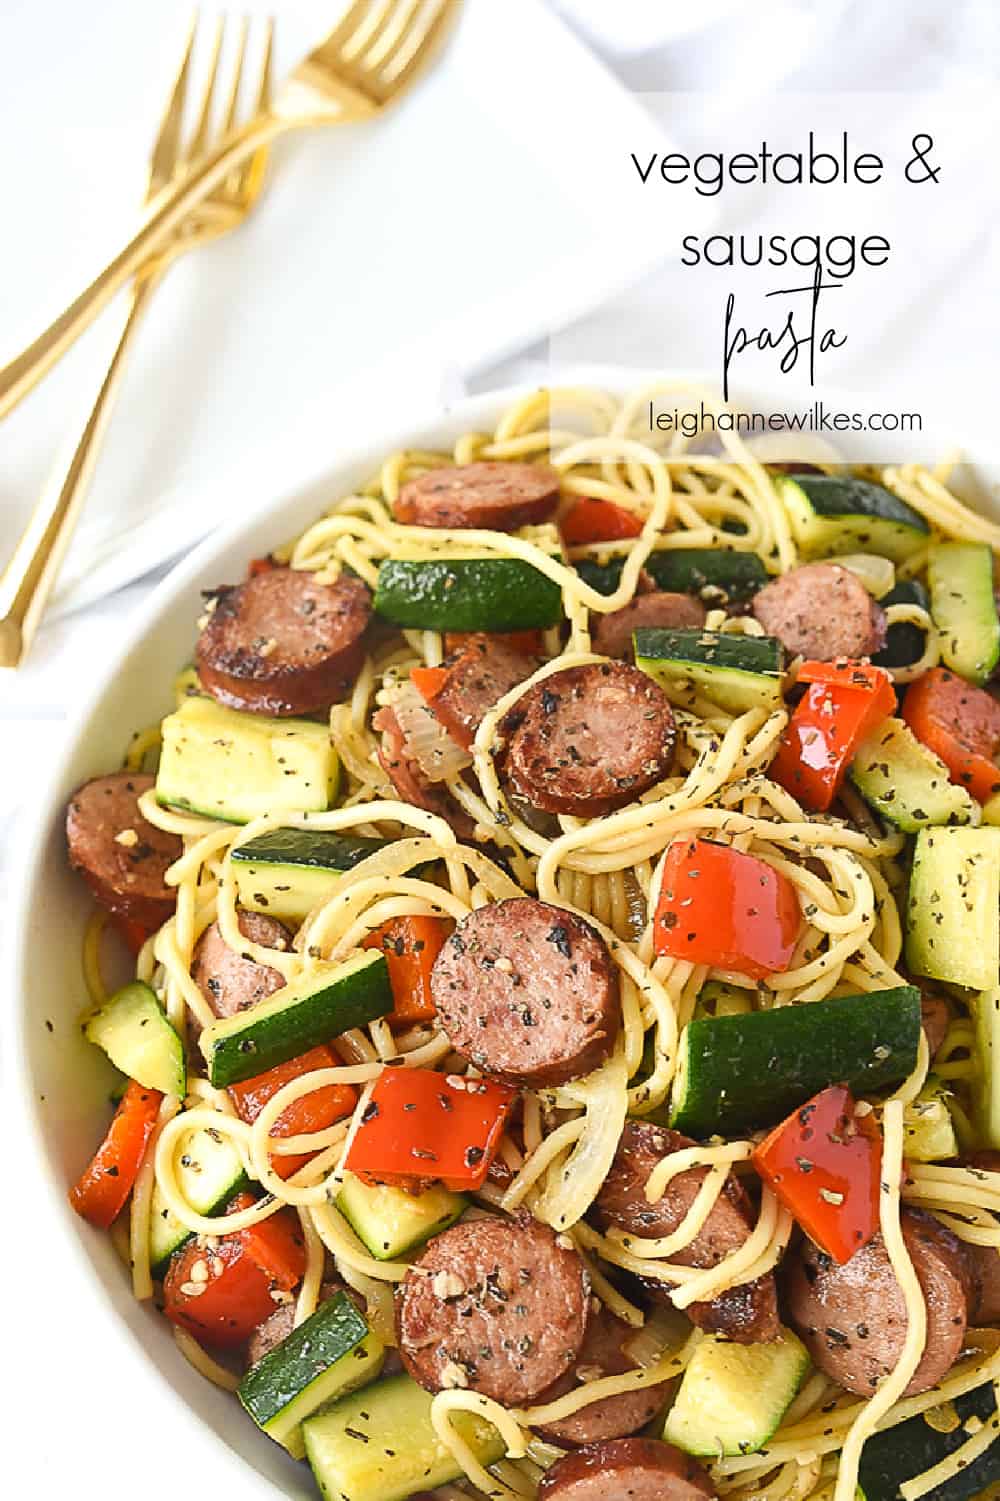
[663,1327,810,1457]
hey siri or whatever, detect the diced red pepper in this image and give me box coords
[248,554,278,577]
[770,658,897,811]
[559,497,643,546]
[653,837,800,979]
[234,1192,307,1289]
[753,1085,883,1263]
[69,1081,163,1228]
[110,914,156,957]
[903,667,1000,804]
[159,1194,300,1350]
[228,1046,356,1180]
[361,915,451,1027]
[444,630,545,657]
[344,1067,517,1192]
[410,664,450,706]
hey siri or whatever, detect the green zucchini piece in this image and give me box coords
[928,541,1000,685]
[858,1381,1000,1501]
[903,1075,959,1163]
[156,696,339,824]
[669,987,922,1137]
[303,1372,505,1501]
[776,474,929,563]
[200,951,393,1087]
[848,717,975,831]
[873,580,930,670]
[575,549,768,604]
[239,1290,384,1460]
[663,1327,809,1457]
[337,1171,466,1261]
[905,827,1000,990]
[375,557,562,632]
[635,628,785,715]
[973,986,1000,1150]
[84,982,185,1097]
[231,827,431,923]
[149,1123,246,1270]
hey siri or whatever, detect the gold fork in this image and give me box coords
[0,16,273,669]
[0,0,460,423]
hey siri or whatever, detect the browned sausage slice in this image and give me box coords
[752,562,887,660]
[498,662,676,817]
[196,568,371,716]
[395,1214,589,1405]
[372,705,475,837]
[191,909,291,1019]
[394,461,560,531]
[919,992,951,1059]
[594,1122,780,1345]
[784,1207,973,1396]
[428,639,538,750]
[430,897,619,1088]
[539,1438,716,1501]
[66,772,182,927]
[591,592,707,662]
[535,1308,672,1446]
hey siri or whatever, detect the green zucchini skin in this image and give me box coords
[927,541,1000,685]
[857,1382,1000,1501]
[777,474,929,562]
[669,987,921,1137]
[201,952,393,1087]
[374,558,562,631]
[576,549,767,602]
[635,627,785,715]
[873,580,930,670]
[233,828,401,871]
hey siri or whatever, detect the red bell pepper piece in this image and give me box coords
[653,837,800,979]
[410,664,450,706]
[903,667,1000,804]
[110,914,156,957]
[69,1081,163,1228]
[361,915,451,1027]
[163,1193,305,1348]
[559,496,643,546]
[247,554,278,577]
[344,1067,517,1192]
[228,1045,356,1181]
[753,1085,883,1263]
[770,658,897,811]
[444,630,545,657]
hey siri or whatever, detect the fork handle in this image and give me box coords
[0,268,167,668]
[0,113,285,424]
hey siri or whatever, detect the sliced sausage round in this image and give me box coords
[196,567,371,716]
[784,1207,974,1396]
[539,1438,716,1501]
[395,1214,589,1405]
[594,1122,780,1345]
[752,562,887,660]
[535,1307,672,1446]
[191,909,291,1019]
[919,992,951,1060]
[498,662,676,817]
[591,592,707,662]
[372,705,474,837]
[394,461,560,531]
[430,897,619,1088]
[429,639,538,750]
[66,772,182,927]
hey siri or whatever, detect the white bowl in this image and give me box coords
[9,370,1000,1497]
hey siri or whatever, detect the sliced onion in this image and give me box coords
[836,553,895,598]
[390,681,473,783]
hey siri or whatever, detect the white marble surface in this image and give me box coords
[1,2,998,1497]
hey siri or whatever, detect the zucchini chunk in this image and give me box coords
[156,696,339,824]
[231,827,429,923]
[84,981,185,1097]
[337,1171,465,1261]
[905,827,1000,990]
[872,579,931,670]
[663,1327,809,1457]
[776,474,929,563]
[303,1373,505,1501]
[149,1123,246,1270]
[634,627,785,715]
[973,986,1000,1150]
[670,986,921,1137]
[200,951,393,1087]
[849,716,975,831]
[239,1290,384,1460]
[903,1075,959,1163]
[857,1381,1000,1501]
[928,540,1000,685]
[375,557,562,632]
